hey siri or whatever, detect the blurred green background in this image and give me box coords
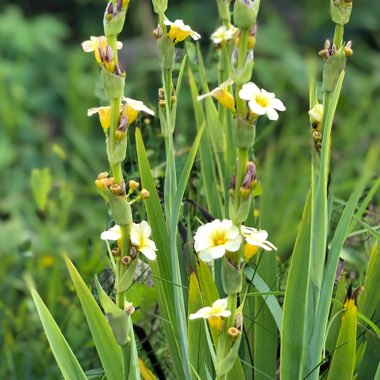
[1,0,379,378]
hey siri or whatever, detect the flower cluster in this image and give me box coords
[194,219,277,262]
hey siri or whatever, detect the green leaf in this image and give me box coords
[327,298,357,380]
[188,272,209,380]
[306,145,377,378]
[244,266,282,333]
[95,277,130,346]
[135,127,185,379]
[280,189,312,380]
[30,168,52,212]
[65,256,123,380]
[31,288,87,380]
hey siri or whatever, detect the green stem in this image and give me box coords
[107,34,119,66]
[109,97,123,184]
[233,147,249,213]
[333,24,344,49]
[235,29,249,116]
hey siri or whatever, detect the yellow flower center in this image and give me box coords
[212,231,227,246]
[168,26,191,42]
[255,93,269,107]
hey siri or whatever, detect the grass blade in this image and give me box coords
[31,288,87,380]
[65,257,123,380]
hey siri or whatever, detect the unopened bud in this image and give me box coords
[110,184,122,195]
[95,178,106,189]
[228,327,240,339]
[121,256,132,266]
[115,129,126,140]
[140,189,150,199]
[343,41,353,56]
[124,301,135,315]
[159,99,166,108]
[233,0,260,29]
[98,171,109,180]
[129,180,140,191]
[153,24,163,39]
[111,247,121,257]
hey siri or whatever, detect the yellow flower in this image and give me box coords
[194,219,242,262]
[121,97,155,126]
[87,106,111,130]
[81,36,123,63]
[244,243,258,260]
[41,255,55,268]
[189,298,231,320]
[197,78,235,111]
[164,18,201,42]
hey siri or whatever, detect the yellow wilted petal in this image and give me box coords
[244,243,258,260]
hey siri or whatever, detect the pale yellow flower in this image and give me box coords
[241,226,277,251]
[87,106,111,130]
[194,219,242,262]
[189,298,231,320]
[81,36,123,63]
[308,104,324,125]
[101,221,157,260]
[239,82,286,121]
[130,221,157,260]
[197,78,235,111]
[210,25,237,45]
[121,97,155,126]
[164,18,201,42]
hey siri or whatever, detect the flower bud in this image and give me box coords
[124,301,135,315]
[330,0,352,25]
[231,50,254,85]
[129,180,140,191]
[228,327,241,339]
[233,0,260,29]
[121,255,132,266]
[216,0,231,22]
[103,2,127,37]
[140,189,150,199]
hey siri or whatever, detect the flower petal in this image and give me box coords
[101,225,121,240]
[248,100,266,115]
[265,107,279,120]
[239,82,260,100]
[270,97,286,111]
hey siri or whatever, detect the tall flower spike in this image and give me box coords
[197,78,235,111]
[121,97,155,126]
[241,225,277,251]
[239,82,286,121]
[189,298,231,320]
[194,219,242,262]
[88,106,111,130]
[82,36,123,63]
[164,18,201,42]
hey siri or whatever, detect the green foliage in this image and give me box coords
[1,0,379,379]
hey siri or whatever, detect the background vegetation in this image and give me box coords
[1,0,379,378]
